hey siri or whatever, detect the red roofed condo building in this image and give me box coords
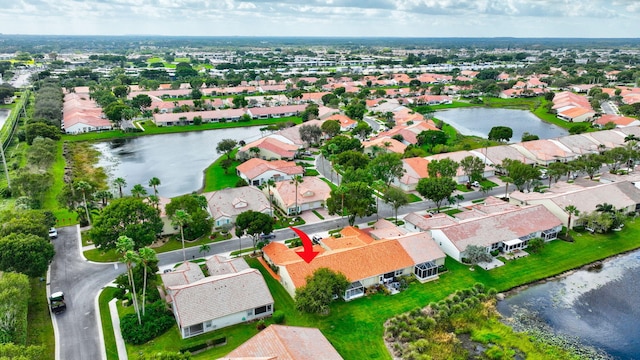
[236,158,304,186]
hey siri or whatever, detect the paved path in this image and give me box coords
[109,298,128,360]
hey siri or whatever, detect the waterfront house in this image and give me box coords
[236,158,304,186]
[203,187,271,227]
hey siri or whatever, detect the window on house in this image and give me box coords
[254,305,269,315]
[395,270,403,276]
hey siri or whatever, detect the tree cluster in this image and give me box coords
[295,268,349,314]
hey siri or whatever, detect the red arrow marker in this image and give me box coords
[290,226,319,264]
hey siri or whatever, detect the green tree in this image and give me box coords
[0,273,30,346]
[103,102,129,124]
[464,245,493,264]
[24,122,61,145]
[216,138,237,160]
[334,150,370,171]
[521,132,539,142]
[116,236,141,325]
[137,247,157,316]
[0,210,51,239]
[131,94,152,112]
[113,177,127,198]
[137,352,191,360]
[352,122,372,139]
[299,124,323,147]
[416,177,457,212]
[417,130,448,151]
[90,197,163,250]
[327,182,376,226]
[130,184,148,198]
[427,158,459,179]
[0,233,54,277]
[320,120,341,137]
[488,126,513,142]
[94,189,113,207]
[295,268,349,314]
[75,180,93,226]
[459,156,485,183]
[527,238,545,254]
[368,153,405,187]
[165,194,212,241]
[148,177,161,196]
[235,211,274,254]
[547,162,568,186]
[504,159,540,191]
[345,100,366,120]
[290,175,304,215]
[383,187,410,223]
[323,135,362,155]
[171,209,192,262]
[232,95,248,108]
[564,205,579,236]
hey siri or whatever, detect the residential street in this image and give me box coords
[48,182,507,360]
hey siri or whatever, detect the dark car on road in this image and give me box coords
[260,233,276,240]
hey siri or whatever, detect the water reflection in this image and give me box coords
[435,108,569,141]
[94,127,264,198]
[497,250,640,359]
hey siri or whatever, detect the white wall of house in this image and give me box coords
[240,169,295,186]
[65,122,98,134]
[178,303,274,338]
[215,216,233,227]
[160,216,179,236]
[429,229,462,262]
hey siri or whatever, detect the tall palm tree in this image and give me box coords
[148,195,160,211]
[148,177,161,196]
[75,181,93,226]
[130,184,147,198]
[564,205,579,236]
[116,236,141,325]
[113,177,127,198]
[595,203,615,213]
[94,189,113,207]
[171,209,192,262]
[503,176,513,199]
[290,175,304,216]
[137,247,156,316]
[266,179,276,217]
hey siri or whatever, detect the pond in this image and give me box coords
[497,249,640,359]
[435,108,568,141]
[0,109,10,130]
[94,126,264,198]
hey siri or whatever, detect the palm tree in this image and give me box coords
[564,205,579,236]
[75,181,93,226]
[199,244,211,256]
[595,203,615,213]
[171,209,192,262]
[137,247,156,316]
[502,176,513,199]
[266,179,276,217]
[113,177,127,198]
[290,175,304,216]
[116,236,141,325]
[148,177,161,196]
[148,194,160,211]
[130,184,148,198]
[94,189,113,207]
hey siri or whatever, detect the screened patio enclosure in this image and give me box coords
[414,261,438,281]
[344,281,364,301]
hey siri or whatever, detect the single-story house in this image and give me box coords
[551,135,601,156]
[263,226,446,300]
[557,106,595,123]
[270,176,331,215]
[162,259,274,339]
[246,104,306,119]
[509,181,640,229]
[594,115,640,128]
[394,157,430,191]
[425,150,495,183]
[237,136,300,161]
[203,187,271,227]
[63,92,113,134]
[220,325,343,360]
[469,145,536,170]
[362,137,407,156]
[153,109,246,126]
[236,158,304,186]
[511,139,577,165]
[326,114,357,131]
[428,204,562,262]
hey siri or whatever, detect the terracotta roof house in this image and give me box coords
[221,325,343,360]
[203,187,271,227]
[509,181,640,229]
[594,115,640,128]
[326,114,357,131]
[247,105,306,119]
[428,205,562,262]
[394,157,430,191]
[63,93,113,134]
[270,176,331,215]
[511,139,577,165]
[263,226,446,300]
[153,109,246,126]
[551,135,601,156]
[164,259,274,339]
[362,137,407,156]
[237,136,300,161]
[557,106,595,123]
[236,158,304,186]
[470,145,536,168]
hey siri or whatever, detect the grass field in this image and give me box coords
[202,149,242,192]
[98,287,121,360]
[27,278,54,359]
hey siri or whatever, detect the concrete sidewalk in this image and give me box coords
[108,298,128,360]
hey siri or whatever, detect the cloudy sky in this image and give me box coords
[1,0,638,38]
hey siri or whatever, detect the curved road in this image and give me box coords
[49,184,508,360]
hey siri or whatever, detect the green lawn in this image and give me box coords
[27,278,54,359]
[407,193,422,203]
[202,149,242,192]
[43,142,78,225]
[319,177,338,191]
[98,287,121,360]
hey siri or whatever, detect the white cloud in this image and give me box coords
[0,0,637,37]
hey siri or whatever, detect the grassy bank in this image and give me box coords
[98,287,121,360]
[27,278,54,359]
[202,149,241,192]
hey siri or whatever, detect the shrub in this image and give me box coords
[256,319,266,330]
[272,310,285,324]
[120,302,175,345]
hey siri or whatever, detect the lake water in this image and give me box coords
[94,127,264,198]
[0,109,10,130]
[496,249,640,359]
[435,108,568,141]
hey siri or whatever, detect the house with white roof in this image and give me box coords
[162,258,274,339]
[511,139,577,165]
[236,158,304,186]
[203,187,271,227]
